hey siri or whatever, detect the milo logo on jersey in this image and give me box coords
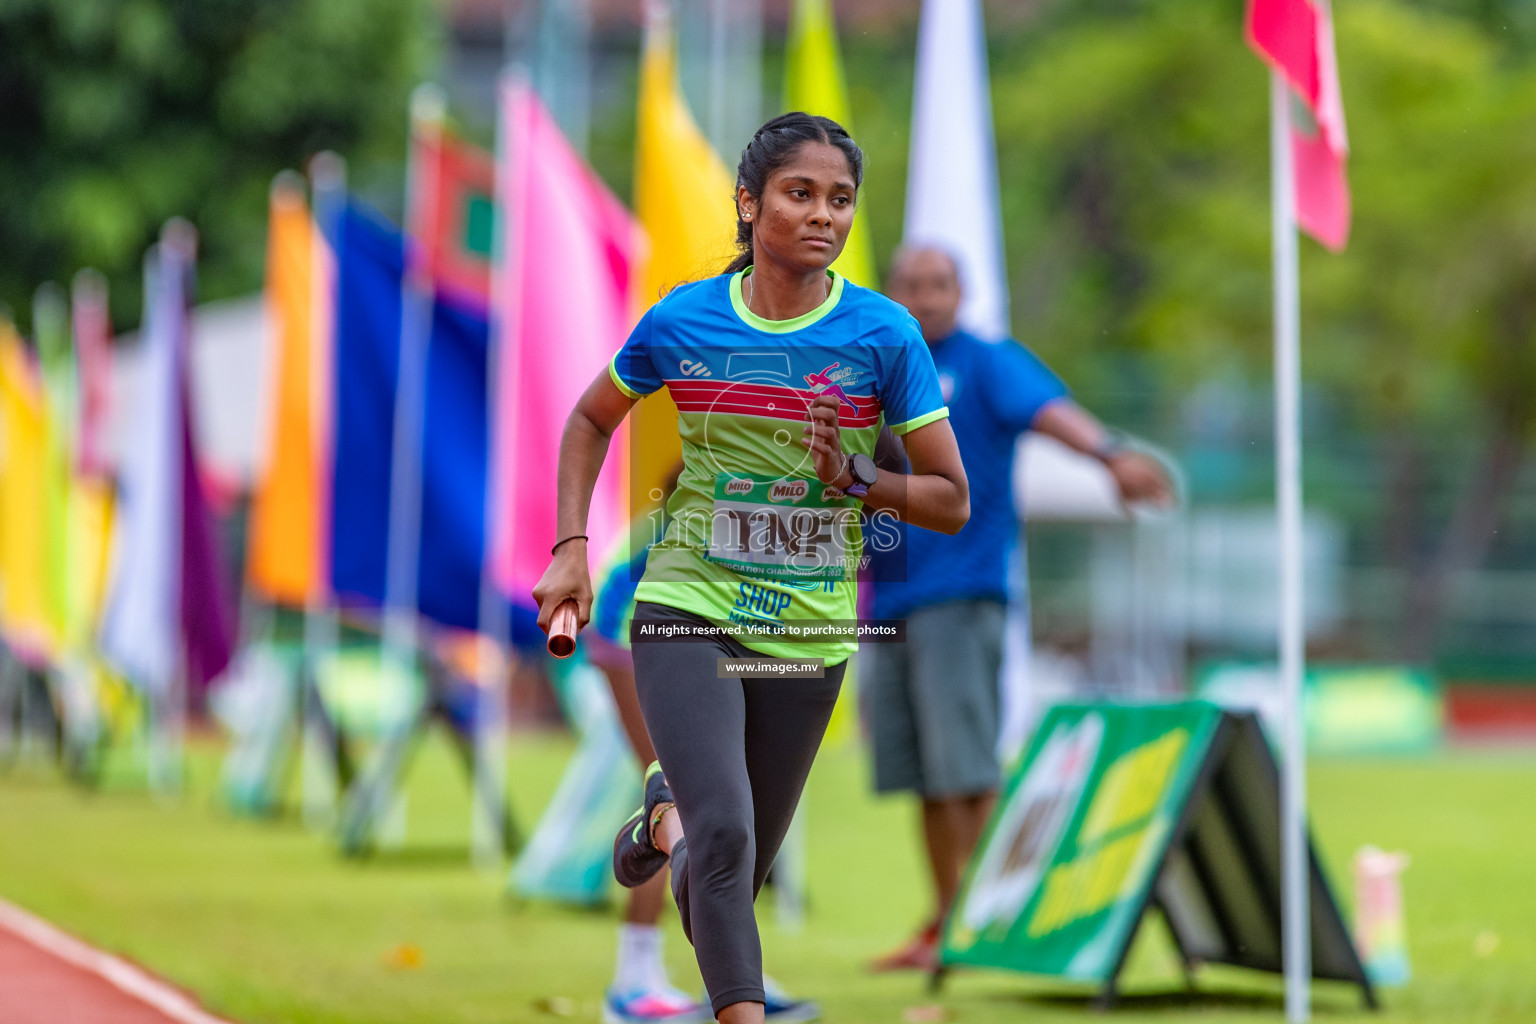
[767,480,809,503]
[708,472,855,581]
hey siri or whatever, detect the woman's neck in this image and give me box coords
[745,260,831,321]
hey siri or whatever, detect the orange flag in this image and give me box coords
[246,179,326,606]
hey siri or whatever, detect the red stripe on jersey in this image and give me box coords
[672,398,882,429]
[664,379,881,422]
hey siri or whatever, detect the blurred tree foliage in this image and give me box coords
[984,0,1536,655]
[834,0,1536,657]
[0,0,438,331]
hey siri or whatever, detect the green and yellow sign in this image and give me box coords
[942,702,1222,981]
[940,701,1375,1005]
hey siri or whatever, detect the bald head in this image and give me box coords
[887,246,962,344]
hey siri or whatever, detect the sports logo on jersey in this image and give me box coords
[727,352,790,383]
[679,359,712,377]
[768,480,809,503]
[803,362,861,414]
[724,477,753,496]
[821,485,845,501]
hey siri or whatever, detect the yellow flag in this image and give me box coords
[63,477,114,652]
[0,327,60,660]
[246,180,324,607]
[630,6,738,506]
[784,0,876,288]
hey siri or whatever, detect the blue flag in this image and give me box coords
[328,201,539,647]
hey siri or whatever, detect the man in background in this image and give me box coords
[866,246,1172,971]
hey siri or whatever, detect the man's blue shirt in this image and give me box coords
[869,328,1069,620]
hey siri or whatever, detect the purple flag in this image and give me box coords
[179,352,233,694]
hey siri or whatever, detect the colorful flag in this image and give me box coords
[904,0,1011,339]
[410,125,497,307]
[178,337,236,692]
[487,78,641,601]
[784,0,876,288]
[327,200,541,646]
[66,271,118,651]
[246,179,328,606]
[62,474,113,655]
[1246,0,1351,250]
[31,288,73,654]
[98,245,184,694]
[0,326,59,663]
[635,9,737,299]
[630,5,738,504]
[99,229,234,696]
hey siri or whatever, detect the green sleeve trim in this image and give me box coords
[890,407,950,435]
[608,355,644,399]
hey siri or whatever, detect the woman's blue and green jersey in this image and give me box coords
[607,267,948,663]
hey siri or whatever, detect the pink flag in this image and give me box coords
[488,77,643,600]
[1245,0,1319,105]
[1291,112,1349,251]
[70,270,114,479]
[1246,0,1350,250]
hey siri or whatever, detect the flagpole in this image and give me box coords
[369,83,445,844]
[707,0,729,152]
[33,281,69,769]
[300,151,346,830]
[471,69,529,869]
[160,219,198,799]
[1270,70,1310,1024]
[537,0,591,157]
[136,242,171,794]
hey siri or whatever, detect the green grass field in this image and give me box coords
[1,730,1533,1024]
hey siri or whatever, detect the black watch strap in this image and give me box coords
[1093,430,1128,463]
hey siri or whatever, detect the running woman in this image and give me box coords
[534,112,970,1024]
[587,512,708,1024]
[587,483,818,1024]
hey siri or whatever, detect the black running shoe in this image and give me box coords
[613,760,673,888]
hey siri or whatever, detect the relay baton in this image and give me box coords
[547,599,580,659]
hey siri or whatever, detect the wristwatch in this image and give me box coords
[1092,429,1128,465]
[843,452,878,499]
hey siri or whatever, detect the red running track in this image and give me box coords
[0,897,238,1024]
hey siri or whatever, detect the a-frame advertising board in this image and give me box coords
[937,702,1375,1009]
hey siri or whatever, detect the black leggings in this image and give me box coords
[629,602,845,1016]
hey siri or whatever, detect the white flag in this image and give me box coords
[99,236,188,696]
[903,0,1010,340]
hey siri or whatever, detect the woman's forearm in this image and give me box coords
[861,468,969,535]
[556,408,615,539]
[1031,400,1108,457]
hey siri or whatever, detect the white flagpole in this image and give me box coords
[383,84,443,676]
[1270,71,1311,1024]
[300,151,346,831]
[364,84,445,845]
[159,219,198,800]
[471,70,529,869]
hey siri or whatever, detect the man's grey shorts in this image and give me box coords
[863,598,1005,798]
